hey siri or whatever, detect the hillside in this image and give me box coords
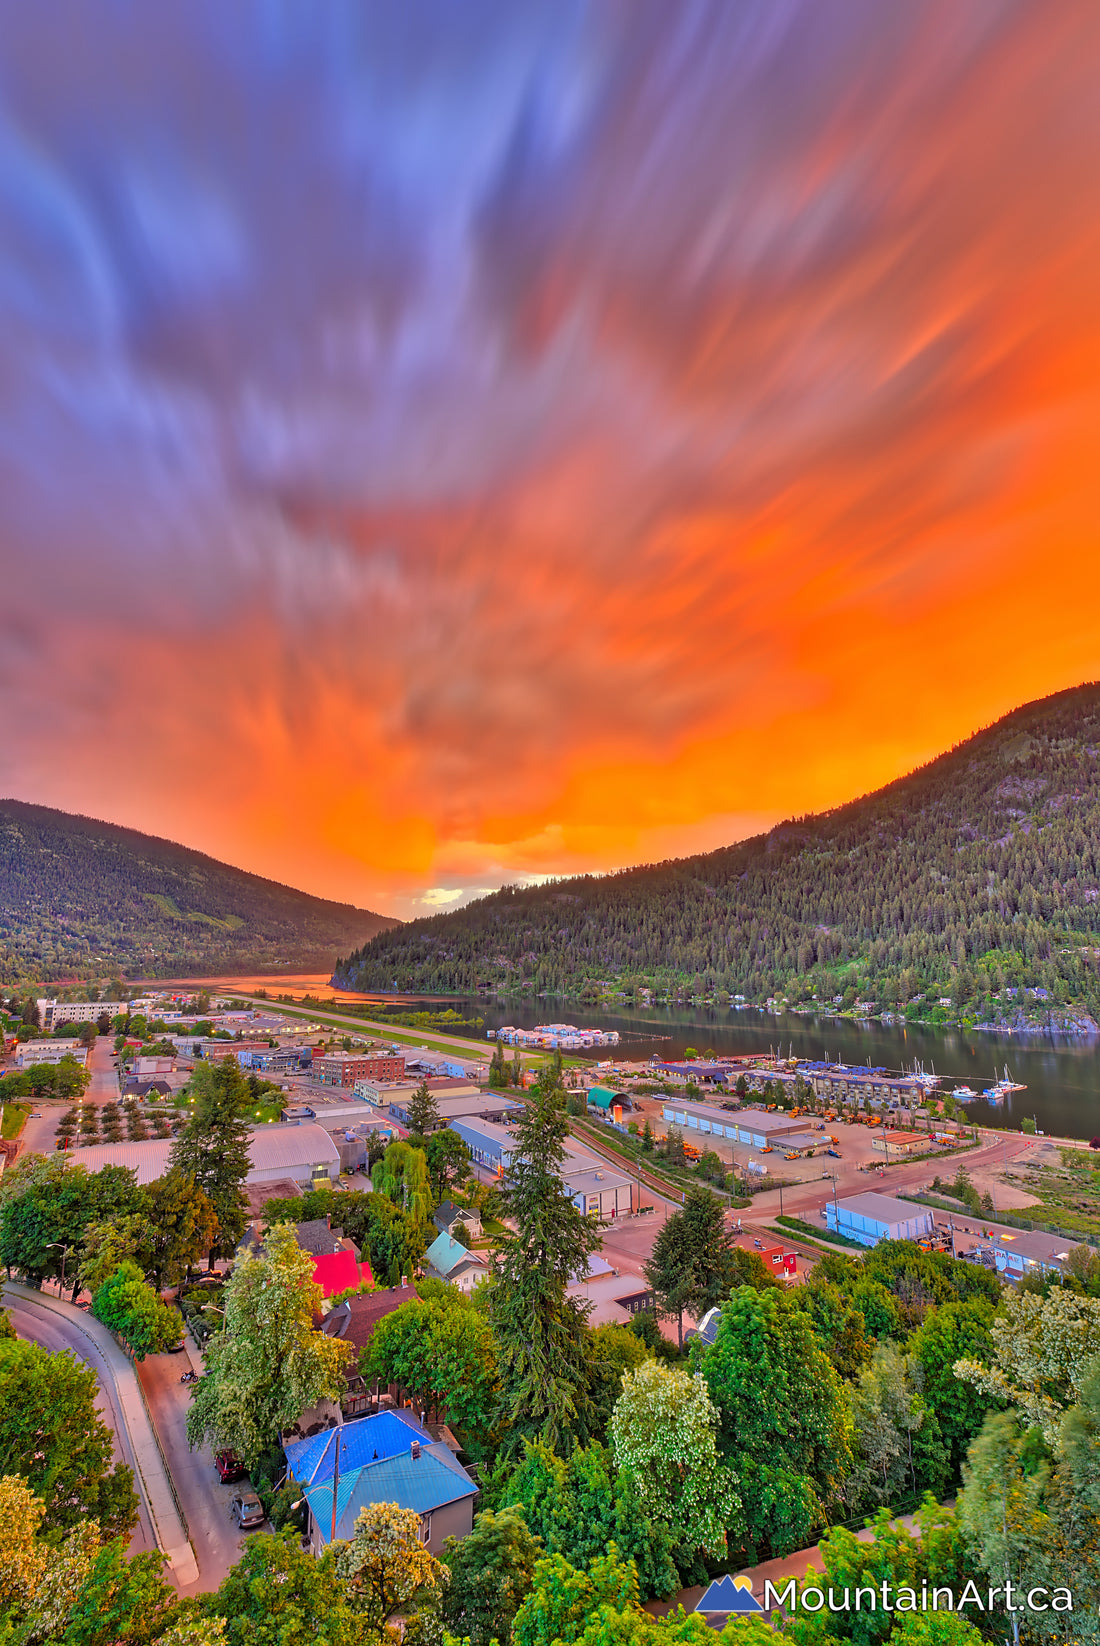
[335,683,1100,1028]
[0,801,398,982]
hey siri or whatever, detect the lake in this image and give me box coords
[158,973,1100,1141]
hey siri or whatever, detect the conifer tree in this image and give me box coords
[405,1079,441,1135]
[170,1057,252,1262]
[488,1065,601,1451]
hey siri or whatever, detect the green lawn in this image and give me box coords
[1,1103,27,1140]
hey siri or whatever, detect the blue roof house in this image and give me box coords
[284,1408,477,1555]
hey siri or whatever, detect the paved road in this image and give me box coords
[137,1352,256,1593]
[3,1283,199,1589]
[86,1035,120,1104]
[4,1294,158,1559]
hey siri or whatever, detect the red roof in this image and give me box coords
[311,1250,374,1298]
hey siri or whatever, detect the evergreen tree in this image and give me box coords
[405,1079,441,1135]
[645,1188,738,1350]
[488,1041,508,1088]
[488,1066,602,1452]
[170,1058,253,1262]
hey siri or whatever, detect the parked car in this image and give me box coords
[215,1450,245,1484]
[231,1493,265,1529]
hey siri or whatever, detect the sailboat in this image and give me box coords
[982,1064,1027,1102]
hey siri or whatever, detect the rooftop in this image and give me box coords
[833,1191,932,1224]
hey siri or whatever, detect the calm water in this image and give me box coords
[156,973,1100,1141]
[453,998,1100,1142]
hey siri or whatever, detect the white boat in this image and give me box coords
[951,1085,977,1100]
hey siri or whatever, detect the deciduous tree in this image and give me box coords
[440,1506,541,1646]
[211,1529,359,1646]
[610,1360,741,1576]
[91,1261,183,1359]
[954,1287,1100,1441]
[363,1291,498,1431]
[335,1502,444,1645]
[0,1338,137,1537]
[186,1223,351,1463]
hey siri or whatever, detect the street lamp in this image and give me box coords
[46,1242,74,1298]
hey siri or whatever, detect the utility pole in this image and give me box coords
[330,1428,341,1547]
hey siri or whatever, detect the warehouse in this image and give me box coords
[825,1192,935,1248]
[69,1123,341,1189]
[661,1101,805,1149]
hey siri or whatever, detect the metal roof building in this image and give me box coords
[661,1101,805,1148]
[66,1123,340,1188]
[825,1192,935,1248]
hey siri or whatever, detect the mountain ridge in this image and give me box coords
[334,682,1100,1027]
[0,799,398,982]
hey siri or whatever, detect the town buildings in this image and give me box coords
[15,1040,87,1068]
[313,1053,406,1088]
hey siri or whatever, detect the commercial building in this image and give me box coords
[314,1054,406,1089]
[383,1082,489,1129]
[285,1410,477,1555]
[449,1117,520,1175]
[72,1123,341,1189]
[36,1000,115,1031]
[825,1192,935,1248]
[16,1041,87,1068]
[561,1163,635,1220]
[660,1102,805,1149]
[353,1074,471,1107]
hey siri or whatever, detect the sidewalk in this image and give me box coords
[3,1281,199,1586]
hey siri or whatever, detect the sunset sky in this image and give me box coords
[2,2,1099,919]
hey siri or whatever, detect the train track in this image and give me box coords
[565,1117,687,1205]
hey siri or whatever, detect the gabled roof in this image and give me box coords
[290,1418,477,1546]
[311,1250,373,1299]
[424,1231,485,1278]
[295,1218,341,1256]
[284,1408,429,1484]
[323,1284,418,1350]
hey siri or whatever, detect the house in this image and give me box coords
[824,1192,935,1248]
[566,1270,654,1326]
[284,1409,477,1555]
[320,1283,420,1415]
[433,1202,483,1241]
[311,1249,374,1299]
[424,1231,488,1293]
[122,1078,172,1100]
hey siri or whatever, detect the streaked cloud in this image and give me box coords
[0,1,1098,917]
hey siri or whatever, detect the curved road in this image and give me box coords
[4,1296,158,1558]
[3,1284,201,1589]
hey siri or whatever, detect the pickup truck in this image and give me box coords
[825,1148,841,1158]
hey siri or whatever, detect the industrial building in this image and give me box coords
[561,1163,635,1219]
[449,1117,519,1175]
[660,1101,806,1149]
[70,1123,341,1189]
[985,1229,1084,1280]
[825,1192,935,1248]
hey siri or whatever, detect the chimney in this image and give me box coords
[411,1440,421,1460]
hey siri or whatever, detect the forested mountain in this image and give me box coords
[336,683,1100,1025]
[0,801,398,982]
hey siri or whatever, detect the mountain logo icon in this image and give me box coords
[695,1575,764,1614]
